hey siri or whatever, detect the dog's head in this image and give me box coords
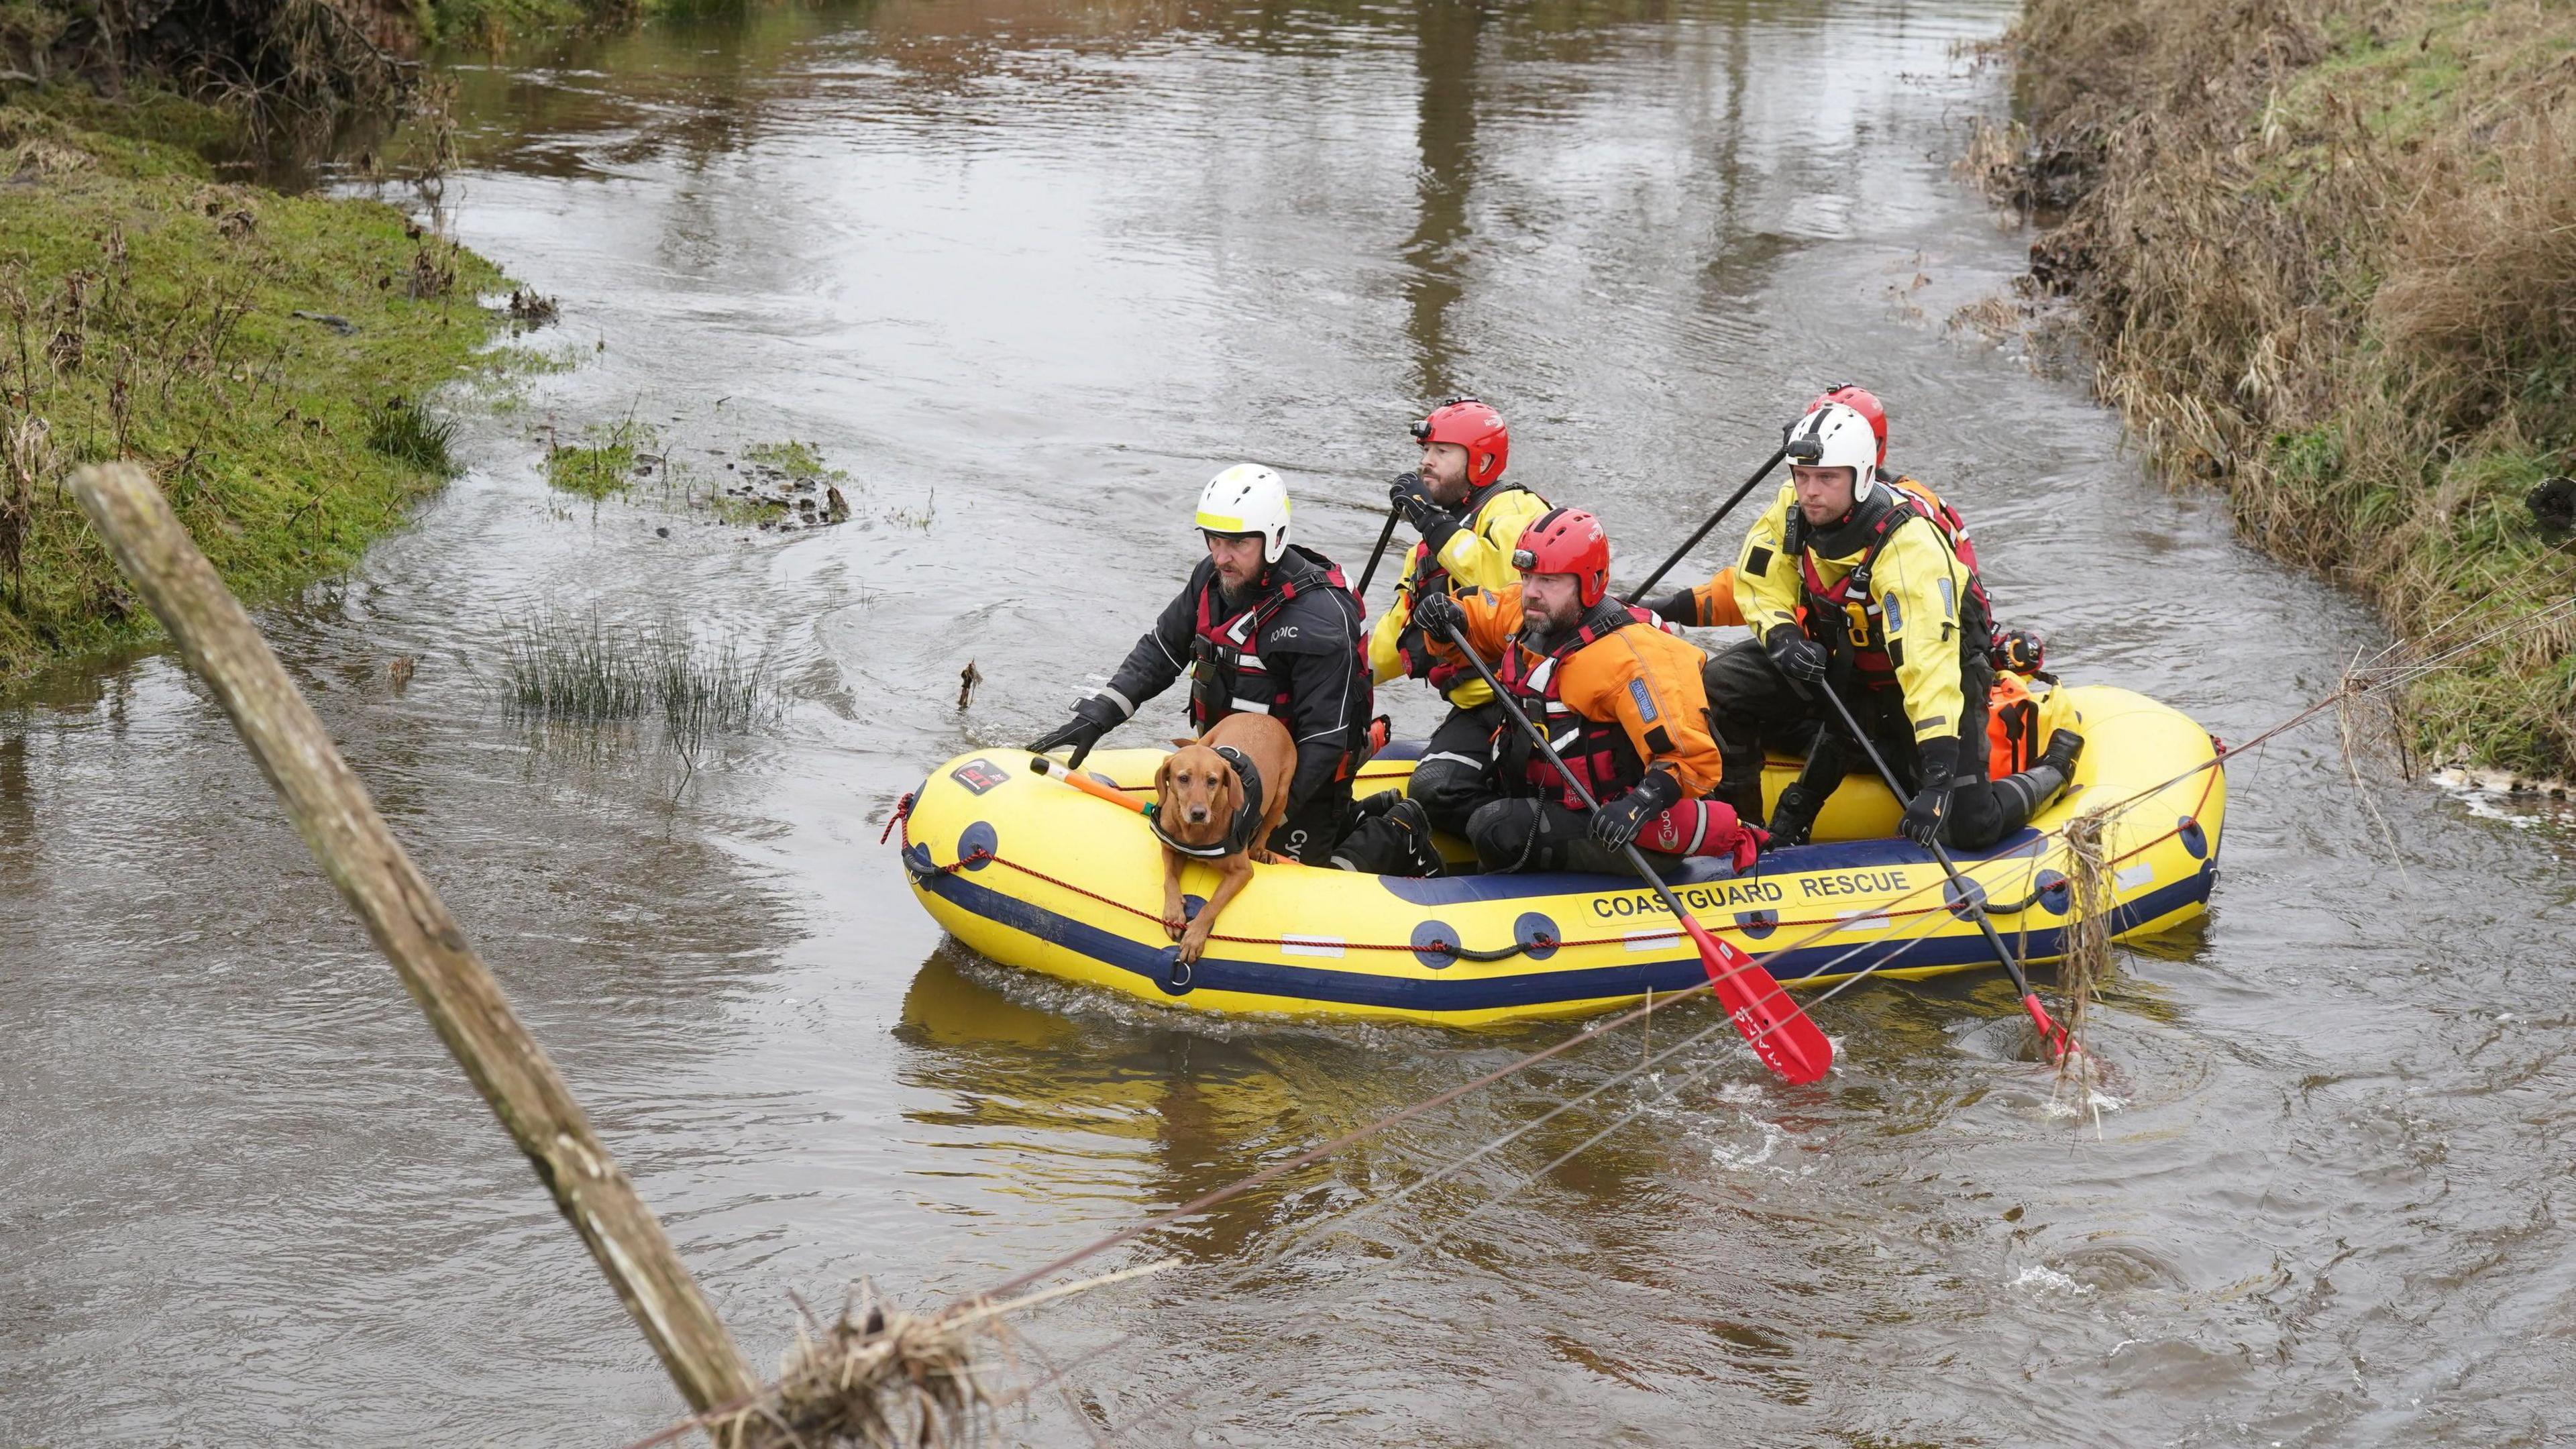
[1154,741,1240,849]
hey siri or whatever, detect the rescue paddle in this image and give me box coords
[1435,621,1834,1086]
[1030,754,1148,814]
[1622,444,1786,606]
[1352,505,1403,600]
[1811,684,2075,1064]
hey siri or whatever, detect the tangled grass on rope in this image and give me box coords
[655,1262,1177,1449]
[740,1284,992,1449]
[2056,808,2116,1107]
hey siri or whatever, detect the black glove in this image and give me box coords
[1028,696,1120,767]
[1767,782,1825,849]
[1590,769,1682,850]
[1766,623,1829,684]
[1410,587,1466,641]
[1389,472,1463,557]
[1899,735,1959,848]
[1643,588,1700,627]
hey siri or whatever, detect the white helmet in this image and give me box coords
[1195,464,1293,564]
[1784,401,1878,485]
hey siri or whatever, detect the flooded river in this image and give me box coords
[7,0,2576,1442]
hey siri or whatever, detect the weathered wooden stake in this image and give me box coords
[72,463,766,1432]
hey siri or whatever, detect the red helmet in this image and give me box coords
[1410,396,1509,488]
[1510,506,1611,608]
[1805,383,1887,467]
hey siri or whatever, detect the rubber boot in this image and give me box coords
[1768,729,1847,848]
[2039,727,2084,778]
[1332,797,1444,877]
[1992,728,2084,822]
[1349,789,1405,823]
[1768,783,1825,849]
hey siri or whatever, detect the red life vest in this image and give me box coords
[1494,602,1659,810]
[1188,545,1363,733]
[1792,478,1994,691]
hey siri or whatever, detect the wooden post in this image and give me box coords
[72,464,766,1430]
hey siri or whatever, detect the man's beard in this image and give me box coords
[1218,571,1260,609]
[1523,601,1580,648]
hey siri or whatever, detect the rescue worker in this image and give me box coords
[1639,386,1882,641]
[1028,464,1396,866]
[1409,508,1759,876]
[1701,400,2083,852]
[1363,398,1553,839]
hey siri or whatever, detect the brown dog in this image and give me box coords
[1152,711,1297,965]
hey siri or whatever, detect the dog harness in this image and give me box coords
[1146,744,1268,859]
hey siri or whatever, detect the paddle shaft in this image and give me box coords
[1810,681,2070,1057]
[1030,755,1148,814]
[1622,445,1786,605]
[1352,505,1403,600]
[1434,621,1830,1084]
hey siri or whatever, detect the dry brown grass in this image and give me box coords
[1993,0,2576,773]
[2055,808,2114,1101]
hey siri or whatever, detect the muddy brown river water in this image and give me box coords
[8,0,2576,1443]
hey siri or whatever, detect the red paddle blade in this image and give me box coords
[1682,919,1833,1085]
[2020,992,2076,1065]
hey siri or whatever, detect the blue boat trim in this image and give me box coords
[1370,827,2047,906]
[916,863,2214,1013]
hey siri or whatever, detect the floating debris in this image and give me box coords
[506,288,560,327]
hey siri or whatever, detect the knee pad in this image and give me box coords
[1466,798,1545,871]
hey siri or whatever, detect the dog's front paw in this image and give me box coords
[1177,921,1214,963]
[1162,915,1187,941]
[1250,847,1282,866]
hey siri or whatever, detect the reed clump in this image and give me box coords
[364,396,457,474]
[500,608,777,756]
[1990,0,2576,775]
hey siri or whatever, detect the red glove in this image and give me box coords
[1640,798,1767,872]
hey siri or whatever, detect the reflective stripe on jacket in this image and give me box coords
[1367,481,1552,708]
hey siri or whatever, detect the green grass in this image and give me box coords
[739,437,835,480]
[545,418,649,499]
[0,102,510,685]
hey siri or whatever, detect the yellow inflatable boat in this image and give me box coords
[896,684,2224,1026]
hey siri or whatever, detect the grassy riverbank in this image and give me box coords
[1990,0,2576,775]
[0,96,506,684]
